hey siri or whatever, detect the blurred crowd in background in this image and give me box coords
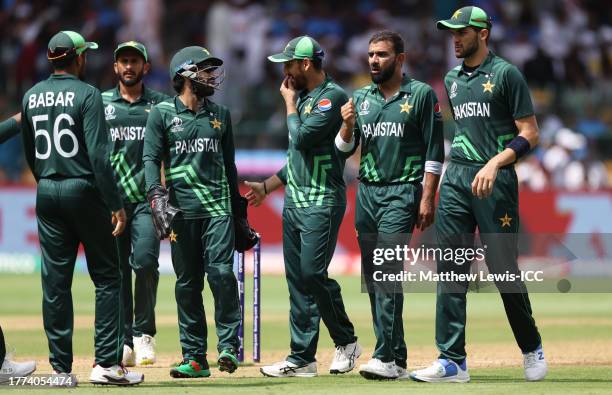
[0,0,610,191]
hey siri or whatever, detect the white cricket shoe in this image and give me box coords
[0,358,36,383]
[410,358,470,383]
[89,364,144,386]
[134,335,156,366]
[122,344,135,367]
[260,360,317,377]
[396,365,411,380]
[523,345,547,381]
[359,358,399,380]
[329,341,362,374]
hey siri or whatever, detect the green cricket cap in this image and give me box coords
[437,6,492,30]
[169,46,223,79]
[114,40,148,62]
[47,31,98,60]
[267,36,324,63]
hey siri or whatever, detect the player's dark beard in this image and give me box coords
[190,80,214,98]
[370,58,396,84]
[291,73,307,91]
[458,36,479,58]
[119,70,143,87]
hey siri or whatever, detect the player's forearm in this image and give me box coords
[338,121,354,143]
[91,152,124,211]
[421,172,441,203]
[144,159,162,192]
[335,122,356,154]
[263,175,283,194]
[285,100,298,116]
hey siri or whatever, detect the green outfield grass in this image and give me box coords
[1,273,611,394]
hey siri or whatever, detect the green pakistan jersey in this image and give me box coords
[143,96,239,219]
[21,73,122,211]
[445,51,534,163]
[276,75,349,208]
[102,86,169,203]
[352,76,444,183]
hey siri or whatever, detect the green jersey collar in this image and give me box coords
[109,84,154,103]
[369,74,412,97]
[173,95,216,114]
[49,73,78,80]
[458,50,496,76]
[301,74,333,99]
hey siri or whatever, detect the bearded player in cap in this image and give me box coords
[410,6,547,383]
[337,31,444,380]
[144,46,256,378]
[20,30,143,385]
[101,41,169,367]
[245,36,361,377]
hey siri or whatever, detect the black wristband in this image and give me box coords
[263,181,268,195]
[506,136,531,160]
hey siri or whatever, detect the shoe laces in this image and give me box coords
[524,352,538,368]
[334,345,346,359]
[141,335,153,345]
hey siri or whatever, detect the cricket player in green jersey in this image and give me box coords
[102,41,169,367]
[410,6,547,383]
[20,30,143,385]
[336,31,444,380]
[245,36,361,377]
[143,46,241,378]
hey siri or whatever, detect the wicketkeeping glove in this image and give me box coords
[147,185,181,240]
[233,196,259,252]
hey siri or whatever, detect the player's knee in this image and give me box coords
[302,269,326,290]
[207,264,236,284]
[132,250,159,272]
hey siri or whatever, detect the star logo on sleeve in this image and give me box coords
[482,79,495,93]
[210,118,223,129]
[499,213,512,227]
[169,230,178,242]
[400,100,413,114]
[304,103,312,115]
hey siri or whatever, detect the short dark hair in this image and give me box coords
[48,48,77,70]
[472,26,491,45]
[310,56,323,71]
[172,75,185,94]
[369,31,405,55]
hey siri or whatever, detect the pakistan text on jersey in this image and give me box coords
[28,91,75,109]
[110,126,146,141]
[362,122,405,138]
[453,102,490,120]
[175,138,220,155]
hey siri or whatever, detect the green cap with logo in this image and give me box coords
[169,46,223,79]
[47,31,98,60]
[114,40,148,62]
[437,6,492,30]
[267,36,325,63]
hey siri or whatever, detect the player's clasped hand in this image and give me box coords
[341,98,356,128]
[244,180,266,207]
[471,160,499,198]
[111,208,127,236]
[279,76,298,103]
